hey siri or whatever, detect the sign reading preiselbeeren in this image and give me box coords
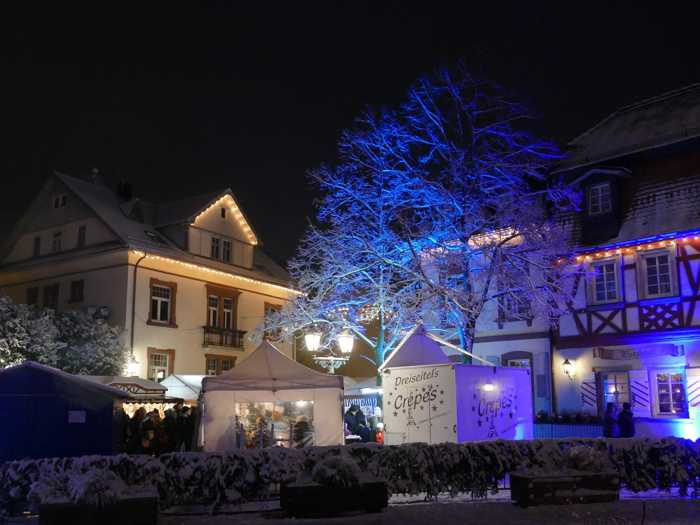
[382,364,457,445]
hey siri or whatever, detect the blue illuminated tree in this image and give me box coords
[396,67,580,351]
[262,66,580,370]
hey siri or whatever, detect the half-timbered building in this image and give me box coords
[473,84,700,438]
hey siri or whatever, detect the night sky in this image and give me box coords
[3,3,699,265]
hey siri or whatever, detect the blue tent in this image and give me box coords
[0,361,131,462]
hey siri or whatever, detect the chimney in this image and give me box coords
[116,179,134,201]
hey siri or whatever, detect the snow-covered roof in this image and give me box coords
[82,375,167,394]
[160,374,206,400]
[202,341,343,392]
[561,173,700,249]
[557,83,700,173]
[51,172,290,287]
[0,361,132,399]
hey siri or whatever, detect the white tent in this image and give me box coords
[160,375,206,403]
[201,341,344,450]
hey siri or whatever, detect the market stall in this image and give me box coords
[83,375,183,417]
[380,326,533,444]
[201,341,344,451]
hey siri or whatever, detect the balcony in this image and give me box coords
[203,326,246,348]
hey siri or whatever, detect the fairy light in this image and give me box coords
[192,194,258,245]
[131,250,302,295]
[572,231,700,263]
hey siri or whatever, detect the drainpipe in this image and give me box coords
[549,327,557,416]
[130,252,148,361]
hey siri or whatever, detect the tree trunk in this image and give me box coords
[374,329,385,386]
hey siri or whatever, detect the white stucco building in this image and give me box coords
[0,171,298,381]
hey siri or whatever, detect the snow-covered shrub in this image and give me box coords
[311,456,361,488]
[66,469,127,506]
[3,437,700,515]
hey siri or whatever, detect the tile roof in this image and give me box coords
[556,83,700,172]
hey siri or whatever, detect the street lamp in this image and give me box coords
[337,330,355,354]
[562,358,575,379]
[304,332,322,352]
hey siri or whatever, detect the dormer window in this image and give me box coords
[588,182,612,216]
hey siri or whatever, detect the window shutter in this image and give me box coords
[628,369,651,418]
[685,367,700,419]
[580,372,598,413]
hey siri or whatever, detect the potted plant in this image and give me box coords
[510,445,620,507]
[30,469,158,525]
[281,455,387,517]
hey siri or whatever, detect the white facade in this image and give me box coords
[0,173,297,382]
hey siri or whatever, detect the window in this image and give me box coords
[597,371,630,413]
[149,279,177,326]
[653,370,687,417]
[51,232,62,253]
[588,183,612,215]
[591,260,620,303]
[147,348,174,382]
[53,194,67,209]
[500,291,530,321]
[222,240,232,263]
[211,237,221,259]
[26,287,39,306]
[205,354,236,375]
[220,207,226,219]
[33,236,41,257]
[43,284,59,311]
[77,225,86,248]
[69,280,84,303]
[208,295,220,327]
[643,252,674,297]
[264,303,282,338]
[223,298,234,329]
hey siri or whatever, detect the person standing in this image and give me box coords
[603,402,617,438]
[618,402,635,438]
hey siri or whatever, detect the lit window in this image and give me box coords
[208,295,220,327]
[588,183,612,215]
[149,352,170,382]
[222,240,232,263]
[211,237,220,259]
[592,260,619,303]
[501,291,530,321]
[264,302,282,338]
[643,253,673,297]
[151,285,172,323]
[51,231,62,253]
[653,370,687,417]
[597,371,629,412]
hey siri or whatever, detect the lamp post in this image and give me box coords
[304,329,355,374]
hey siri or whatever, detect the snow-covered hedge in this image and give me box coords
[2,438,699,514]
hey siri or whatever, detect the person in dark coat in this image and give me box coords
[618,402,635,438]
[603,402,617,438]
[181,406,195,451]
[344,404,370,442]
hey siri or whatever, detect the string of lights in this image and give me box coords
[191,194,258,245]
[131,250,302,295]
[571,229,700,262]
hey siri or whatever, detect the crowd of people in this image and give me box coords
[119,403,198,455]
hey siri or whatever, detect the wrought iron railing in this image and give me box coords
[203,326,246,348]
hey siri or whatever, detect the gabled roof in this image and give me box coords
[202,341,343,392]
[379,325,452,370]
[29,172,290,288]
[556,83,700,172]
[155,188,259,245]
